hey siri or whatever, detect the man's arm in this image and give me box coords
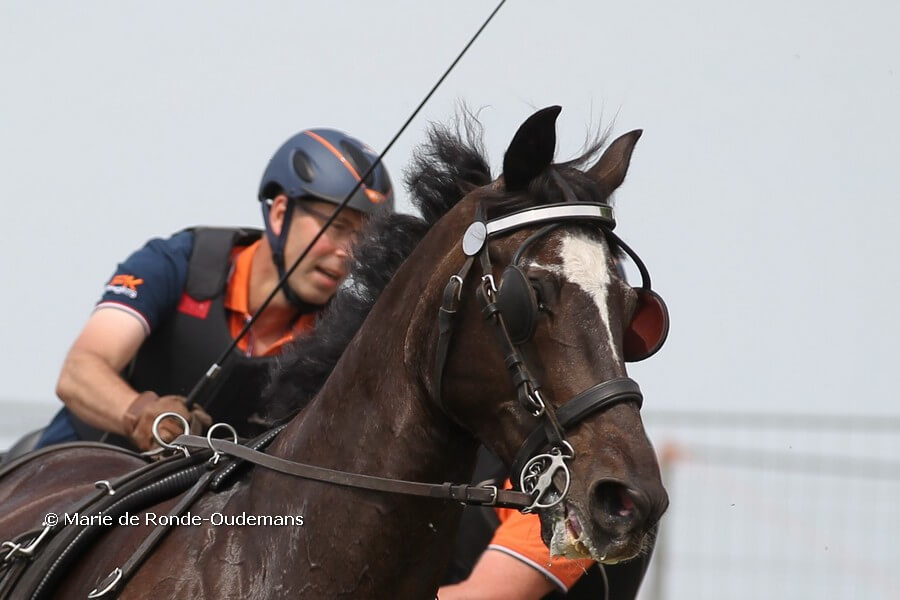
[55,307,148,435]
[437,549,556,600]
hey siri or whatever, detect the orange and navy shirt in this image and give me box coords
[222,238,315,355]
[488,481,595,592]
[96,231,312,355]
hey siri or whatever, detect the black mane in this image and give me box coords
[263,114,611,421]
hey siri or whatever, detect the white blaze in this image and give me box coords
[555,231,619,363]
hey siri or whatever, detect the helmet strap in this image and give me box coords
[261,200,325,313]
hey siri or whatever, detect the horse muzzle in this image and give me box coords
[541,477,668,563]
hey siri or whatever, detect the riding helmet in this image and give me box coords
[257,129,393,308]
[258,128,393,213]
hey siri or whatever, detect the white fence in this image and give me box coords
[640,411,900,600]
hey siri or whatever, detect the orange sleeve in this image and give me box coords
[489,481,594,592]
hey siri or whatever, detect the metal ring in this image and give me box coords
[448,275,464,301]
[94,480,116,496]
[151,412,190,457]
[206,422,238,465]
[555,440,576,459]
[88,567,123,598]
[481,273,497,295]
[527,388,546,417]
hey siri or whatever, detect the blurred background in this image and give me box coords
[1,1,898,597]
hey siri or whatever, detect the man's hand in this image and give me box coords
[123,392,196,451]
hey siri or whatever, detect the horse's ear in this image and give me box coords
[587,129,642,195]
[502,106,562,191]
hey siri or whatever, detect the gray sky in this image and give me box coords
[1,0,898,424]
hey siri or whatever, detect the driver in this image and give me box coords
[36,129,393,451]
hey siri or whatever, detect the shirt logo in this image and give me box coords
[105,274,144,299]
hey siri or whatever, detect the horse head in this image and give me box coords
[420,106,669,564]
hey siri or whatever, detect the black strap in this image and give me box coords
[604,228,652,290]
[433,254,475,413]
[210,425,285,491]
[510,378,643,483]
[9,452,210,600]
[172,434,533,510]
[185,227,261,300]
[88,466,220,598]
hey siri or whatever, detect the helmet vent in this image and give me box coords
[339,141,375,187]
[292,150,315,183]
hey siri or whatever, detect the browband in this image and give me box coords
[486,203,615,236]
[462,202,616,258]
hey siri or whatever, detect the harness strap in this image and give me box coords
[510,378,643,482]
[6,452,209,600]
[604,228,652,290]
[172,434,533,510]
[433,254,476,414]
[510,223,558,265]
[88,467,220,598]
[0,442,139,482]
[88,421,284,596]
[210,425,285,491]
[1,447,157,583]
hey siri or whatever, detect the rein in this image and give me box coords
[171,434,533,509]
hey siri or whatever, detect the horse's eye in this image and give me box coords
[530,279,550,312]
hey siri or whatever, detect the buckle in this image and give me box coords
[482,484,499,506]
[1,524,53,562]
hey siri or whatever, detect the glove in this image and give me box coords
[123,392,211,451]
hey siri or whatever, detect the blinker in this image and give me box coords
[494,261,669,360]
[462,202,669,359]
[623,288,669,362]
[496,266,539,345]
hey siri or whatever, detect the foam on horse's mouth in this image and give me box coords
[549,501,602,560]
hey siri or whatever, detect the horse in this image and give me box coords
[0,106,669,599]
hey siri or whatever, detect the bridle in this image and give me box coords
[169,198,668,514]
[158,196,668,515]
[433,196,669,512]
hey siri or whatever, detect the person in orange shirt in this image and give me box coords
[440,454,653,599]
[34,129,393,452]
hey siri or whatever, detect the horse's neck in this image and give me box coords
[253,278,478,510]
[266,227,472,485]
[269,336,472,484]
[241,322,475,592]
[234,229,478,592]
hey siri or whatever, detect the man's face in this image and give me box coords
[281,199,365,305]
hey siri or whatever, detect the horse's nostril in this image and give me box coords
[591,481,648,535]
[617,488,636,517]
